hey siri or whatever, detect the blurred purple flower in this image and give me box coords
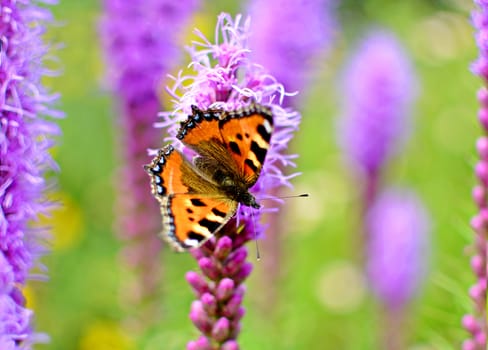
[158,13,301,347]
[366,189,430,350]
[466,2,488,348]
[248,0,337,107]
[246,0,337,313]
[100,0,199,324]
[366,189,430,310]
[0,0,61,347]
[338,31,416,188]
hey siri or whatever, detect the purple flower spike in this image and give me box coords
[366,189,430,310]
[157,13,301,347]
[467,2,488,347]
[338,31,417,186]
[248,0,337,107]
[0,0,61,347]
[366,189,430,349]
[100,0,199,324]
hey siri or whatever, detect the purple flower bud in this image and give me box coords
[366,189,430,310]
[472,185,487,208]
[201,293,217,316]
[222,294,243,319]
[189,301,213,334]
[198,257,221,281]
[479,89,488,106]
[222,248,247,276]
[212,317,230,343]
[477,137,488,159]
[463,315,481,334]
[338,31,417,178]
[471,255,485,277]
[216,278,235,302]
[214,237,233,260]
[186,271,210,296]
[462,339,478,350]
[187,336,212,350]
[478,107,488,130]
[221,339,239,350]
[232,262,253,285]
[475,161,488,186]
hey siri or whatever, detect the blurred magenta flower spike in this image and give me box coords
[0,0,61,347]
[157,13,301,348]
[366,189,430,309]
[366,189,430,349]
[246,0,337,312]
[465,2,488,349]
[100,0,199,323]
[248,0,337,107]
[338,31,417,203]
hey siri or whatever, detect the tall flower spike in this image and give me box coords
[0,1,61,347]
[100,0,199,327]
[465,2,488,349]
[247,0,336,313]
[366,189,430,349]
[157,13,301,348]
[248,0,337,107]
[338,31,416,205]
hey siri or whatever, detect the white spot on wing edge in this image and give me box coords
[263,119,272,134]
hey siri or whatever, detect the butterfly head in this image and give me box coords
[239,191,260,209]
[219,177,260,209]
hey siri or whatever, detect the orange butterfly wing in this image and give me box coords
[176,104,274,186]
[145,145,237,251]
[218,105,273,186]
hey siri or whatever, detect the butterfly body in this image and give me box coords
[145,103,273,251]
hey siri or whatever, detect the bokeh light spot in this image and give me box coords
[315,260,366,314]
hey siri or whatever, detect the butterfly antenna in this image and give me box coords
[251,209,261,261]
[259,193,310,201]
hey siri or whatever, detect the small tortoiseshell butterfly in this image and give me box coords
[145,103,273,251]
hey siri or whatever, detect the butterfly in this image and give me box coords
[145,103,274,251]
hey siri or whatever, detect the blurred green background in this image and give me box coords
[32,0,479,349]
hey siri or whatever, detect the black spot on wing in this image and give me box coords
[186,208,194,214]
[229,141,241,156]
[191,198,207,207]
[188,231,206,242]
[245,158,258,173]
[257,124,271,143]
[236,133,243,141]
[212,207,227,218]
[250,141,267,164]
[198,218,221,233]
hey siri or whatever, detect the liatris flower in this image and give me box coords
[338,31,416,205]
[247,0,336,312]
[157,13,301,348]
[366,189,430,350]
[464,2,488,348]
[248,0,336,107]
[100,0,199,325]
[0,0,61,347]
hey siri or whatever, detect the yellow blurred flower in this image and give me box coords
[38,191,84,251]
[79,321,135,350]
[22,284,36,310]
